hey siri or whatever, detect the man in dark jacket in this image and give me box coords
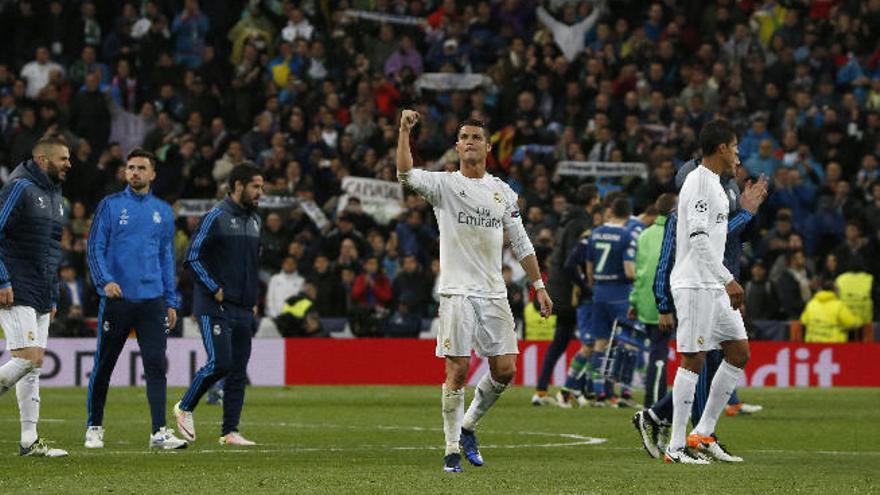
[174,165,263,446]
[533,184,599,405]
[69,73,111,153]
[0,137,70,457]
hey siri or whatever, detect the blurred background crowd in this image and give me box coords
[0,0,878,339]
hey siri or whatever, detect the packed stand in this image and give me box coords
[0,0,878,339]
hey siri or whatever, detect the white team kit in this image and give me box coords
[0,306,50,350]
[670,165,747,352]
[399,169,521,357]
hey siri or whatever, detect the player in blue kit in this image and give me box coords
[85,148,187,450]
[566,197,636,406]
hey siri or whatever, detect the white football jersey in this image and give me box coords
[670,165,733,290]
[399,169,522,299]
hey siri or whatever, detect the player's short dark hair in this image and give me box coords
[700,119,736,156]
[456,119,489,140]
[603,190,625,209]
[229,164,263,191]
[643,204,659,217]
[611,197,631,219]
[655,193,677,214]
[32,136,68,157]
[126,147,157,169]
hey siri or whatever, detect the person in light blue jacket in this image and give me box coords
[85,147,186,451]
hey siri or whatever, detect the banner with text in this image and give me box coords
[285,340,880,387]
[555,161,649,180]
[0,339,285,387]
[337,177,405,225]
[666,342,880,387]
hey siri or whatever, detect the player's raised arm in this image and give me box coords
[396,109,420,176]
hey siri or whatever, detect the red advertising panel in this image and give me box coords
[667,342,880,388]
[285,339,880,387]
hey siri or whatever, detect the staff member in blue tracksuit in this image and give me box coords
[174,164,263,446]
[85,148,187,450]
[0,137,70,457]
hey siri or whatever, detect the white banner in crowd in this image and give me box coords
[176,199,217,217]
[176,196,329,230]
[414,73,493,93]
[555,161,649,180]
[0,339,285,387]
[337,177,404,225]
[342,9,424,26]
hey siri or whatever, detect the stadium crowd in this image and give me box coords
[0,0,878,339]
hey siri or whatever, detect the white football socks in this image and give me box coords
[0,357,34,396]
[669,367,699,451]
[17,368,40,447]
[694,360,743,438]
[462,374,508,432]
[441,384,464,455]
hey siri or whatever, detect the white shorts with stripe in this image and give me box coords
[672,288,747,353]
[0,306,50,350]
[436,295,518,358]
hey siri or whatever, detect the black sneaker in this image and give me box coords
[20,438,68,457]
[663,446,711,464]
[632,410,661,459]
[443,453,463,473]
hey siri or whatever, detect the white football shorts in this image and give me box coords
[0,306,50,350]
[436,295,518,358]
[672,288,747,353]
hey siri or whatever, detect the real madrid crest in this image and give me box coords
[493,192,502,204]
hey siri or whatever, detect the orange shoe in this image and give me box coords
[687,433,714,449]
[725,403,743,416]
[688,433,743,462]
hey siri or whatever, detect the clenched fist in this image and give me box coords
[399,109,420,133]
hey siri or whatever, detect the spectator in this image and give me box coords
[394,209,436,265]
[280,6,314,43]
[20,47,64,99]
[800,282,861,343]
[835,266,874,328]
[384,34,423,79]
[274,282,323,337]
[392,255,431,317]
[744,139,780,179]
[745,262,779,320]
[260,212,290,279]
[775,249,813,321]
[308,254,345,317]
[68,45,109,89]
[832,221,872,274]
[171,0,209,69]
[352,256,392,310]
[213,140,247,184]
[536,1,604,62]
[265,256,306,318]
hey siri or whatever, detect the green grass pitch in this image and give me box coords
[0,386,877,494]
